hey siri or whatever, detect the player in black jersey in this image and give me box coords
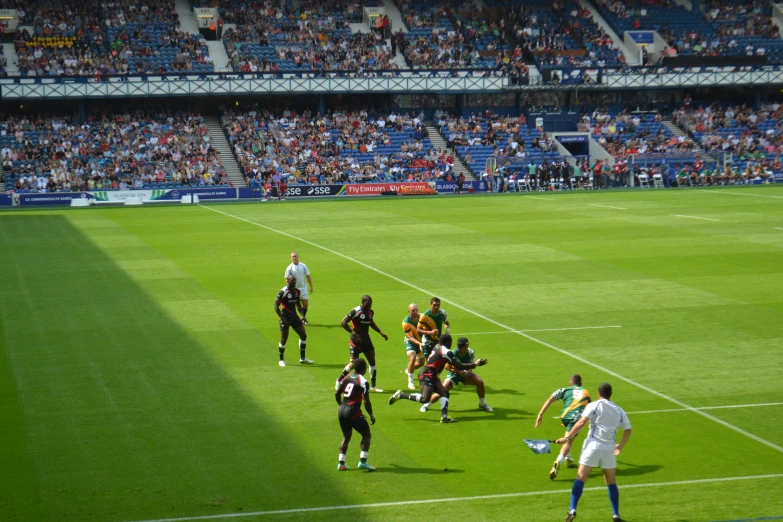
[388,333,487,423]
[339,295,388,392]
[274,276,312,367]
[335,358,376,471]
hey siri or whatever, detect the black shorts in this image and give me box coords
[418,370,437,388]
[338,405,370,438]
[279,313,303,331]
[350,346,376,360]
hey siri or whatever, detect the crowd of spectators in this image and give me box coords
[222,107,459,184]
[673,101,783,157]
[12,0,213,76]
[1,111,228,192]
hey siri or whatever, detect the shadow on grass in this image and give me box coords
[484,386,526,396]
[616,461,664,477]
[381,464,465,475]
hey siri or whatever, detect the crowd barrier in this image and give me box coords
[0,181,490,207]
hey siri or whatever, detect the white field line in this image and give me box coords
[123,474,783,522]
[554,402,783,418]
[461,326,621,335]
[526,196,555,201]
[200,205,783,454]
[671,214,720,222]
[589,204,628,210]
[702,189,783,200]
[775,227,783,231]
[626,402,783,415]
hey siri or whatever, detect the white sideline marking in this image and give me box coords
[124,474,783,522]
[589,204,627,210]
[200,205,783,454]
[703,189,783,200]
[461,326,621,335]
[627,402,783,415]
[671,214,720,222]
[526,196,555,201]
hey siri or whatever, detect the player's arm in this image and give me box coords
[404,325,422,347]
[615,428,631,456]
[335,381,344,405]
[274,297,288,325]
[306,274,313,293]
[450,353,487,372]
[370,320,388,341]
[340,313,354,334]
[363,382,376,424]
[417,316,437,336]
[296,295,304,315]
[535,396,557,427]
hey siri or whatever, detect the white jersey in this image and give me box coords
[284,262,310,289]
[581,399,631,446]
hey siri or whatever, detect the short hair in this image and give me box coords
[353,357,367,375]
[430,297,441,304]
[457,337,469,348]
[362,295,372,305]
[439,332,453,348]
[598,382,612,400]
[571,374,582,386]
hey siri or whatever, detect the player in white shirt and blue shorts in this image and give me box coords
[556,382,632,522]
[284,252,313,325]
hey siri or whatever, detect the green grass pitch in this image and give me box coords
[1,187,783,522]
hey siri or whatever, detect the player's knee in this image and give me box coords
[300,332,307,341]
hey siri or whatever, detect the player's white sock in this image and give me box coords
[421,401,430,409]
[360,451,369,460]
[439,396,449,415]
[479,397,487,406]
[339,453,346,463]
[556,454,565,465]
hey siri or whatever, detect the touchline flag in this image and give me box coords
[523,439,554,454]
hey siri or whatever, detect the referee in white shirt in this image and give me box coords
[284,252,314,325]
[556,382,632,522]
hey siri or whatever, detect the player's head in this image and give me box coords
[456,336,469,352]
[570,374,582,386]
[290,252,299,264]
[408,303,419,318]
[598,382,612,400]
[430,297,441,312]
[439,332,453,349]
[286,275,296,289]
[361,295,373,310]
[353,357,367,375]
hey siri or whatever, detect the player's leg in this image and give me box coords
[337,412,353,471]
[355,417,375,471]
[421,376,452,412]
[433,379,455,423]
[390,378,432,405]
[466,372,493,412]
[293,322,312,364]
[300,296,310,325]
[566,441,598,520]
[602,467,621,521]
[337,350,358,389]
[366,349,381,392]
[278,321,290,366]
[404,347,420,389]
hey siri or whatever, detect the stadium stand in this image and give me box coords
[221,108,464,184]
[1,111,228,192]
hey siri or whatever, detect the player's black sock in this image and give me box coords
[299,340,306,360]
[370,366,376,387]
[278,344,285,361]
[400,393,421,402]
[302,308,308,319]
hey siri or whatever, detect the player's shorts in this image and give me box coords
[421,341,436,358]
[405,339,423,356]
[338,405,370,438]
[418,370,436,388]
[279,313,303,331]
[297,286,309,300]
[561,417,579,433]
[350,345,375,360]
[445,371,464,385]
[579,439,617,469]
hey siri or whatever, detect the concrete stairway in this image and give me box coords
[426,124,475,180]
[664,118,703,151]
[175,0,199,34]
[2,43,18,75]
[578,0,641,66]
[205,115,246,187]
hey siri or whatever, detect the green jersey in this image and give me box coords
[418,308,448,348]
[528,163,536,176]
[552,385,591,423]
[446,347,476,384]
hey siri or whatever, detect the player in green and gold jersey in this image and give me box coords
[417,297,450,358]
[535,374,591,480]
[402,303,425,390]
